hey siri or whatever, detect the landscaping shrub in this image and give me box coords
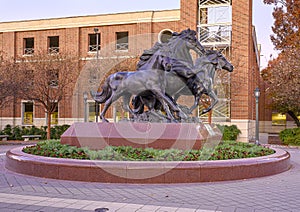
[0,124,69,140]
[279,128,300,146]
[23,140,275,161]
[0,125,13,138]
[49,125,70,139]
[217,124,242,141]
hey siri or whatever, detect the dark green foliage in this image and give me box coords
[0,124,12,137]
[279,128,300,146]
[0,124,69,140]
[23,140,88,159]
[23,140,275,161]
[49,125,70,140]
[217,124,242,141]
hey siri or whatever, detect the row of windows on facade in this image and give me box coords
[22,101,107,125]
[23,31,129,55]
[22,102,299,126]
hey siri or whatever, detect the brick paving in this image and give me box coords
[0,144,300,212]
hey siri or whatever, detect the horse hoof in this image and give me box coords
[201,110,209,115]
[101,118,109,123]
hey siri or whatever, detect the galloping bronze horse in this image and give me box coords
[133,50,234,116]
[92,53,177,122]
[173,50,234,114]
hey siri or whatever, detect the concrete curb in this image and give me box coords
[5,146,291,183]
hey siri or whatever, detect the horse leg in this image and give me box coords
[99,98,112,122]
[189,94,202,113]
[100,93,122,122]
[201,91,218,115]
[154,90,190,121]
[172,93,191,118]
[122,94,134,116]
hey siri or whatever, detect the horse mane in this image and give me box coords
[136,42,163,70]
[194,50,218,67]
[136,29,197,70]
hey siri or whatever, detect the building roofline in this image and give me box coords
[0,9,180,32]
[252,26,260,69]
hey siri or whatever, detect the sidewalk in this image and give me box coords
[0,144,300,212]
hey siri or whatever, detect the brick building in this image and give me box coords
[0,0,261,141]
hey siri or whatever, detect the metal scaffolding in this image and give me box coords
[197,0,232,121]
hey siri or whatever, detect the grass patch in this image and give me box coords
[22,140,275,161]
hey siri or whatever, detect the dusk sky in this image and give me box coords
[0,0,276,68]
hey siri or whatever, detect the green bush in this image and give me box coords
[23,140,275,161]
[279,128,300,146]
[0,125,13,138]
[49,125,70,139]
[217,124,242,141]
[0,124,69,140]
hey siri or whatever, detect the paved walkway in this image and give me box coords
[0,144,300,212]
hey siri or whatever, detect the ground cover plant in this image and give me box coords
[22,140,275,161]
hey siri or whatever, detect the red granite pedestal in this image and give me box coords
[6,122,291,183]
[60,122,222,150]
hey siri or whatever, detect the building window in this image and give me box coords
[88,101,100,122]
[88,33,101,52]
[272,112,286,126]
[158,29,173,43]
[22,101,33,125]
[116,32,128,51]
[48,36,59,54]
[24,38,34,55]
[48,70,59,87]
[51,102,59,125]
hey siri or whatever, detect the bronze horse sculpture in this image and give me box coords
[133,50,234,117]
[92,52,178,122]
[174,50,234,114]
[92,29,206,122]
[92,29,233,122]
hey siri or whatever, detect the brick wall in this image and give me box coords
[231,0,258,121]
[0,0,260,133]
[180,0,198,30]
[2,32,15,59]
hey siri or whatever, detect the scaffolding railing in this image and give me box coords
[198,0,232,121]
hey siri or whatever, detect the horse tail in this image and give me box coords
[132,96,144,114]
[93,78,112,103]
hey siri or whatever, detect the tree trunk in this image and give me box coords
[287,110,300,127]
[208,110,212,124]
[47,111,52,140]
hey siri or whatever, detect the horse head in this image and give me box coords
[165,29,205,64]
[204,50,234,72]
[170,29,205,56]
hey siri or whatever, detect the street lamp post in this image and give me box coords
[254,87,260,145]
[83,92,88,122]
[94,28,100,122]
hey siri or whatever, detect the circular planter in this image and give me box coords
[5,146,290,183]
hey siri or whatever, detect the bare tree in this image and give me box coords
[0,53,24,109]
[18,52,80,139]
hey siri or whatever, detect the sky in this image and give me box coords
[0,0,276,68]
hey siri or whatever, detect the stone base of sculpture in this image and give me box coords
[60,122,222,150]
